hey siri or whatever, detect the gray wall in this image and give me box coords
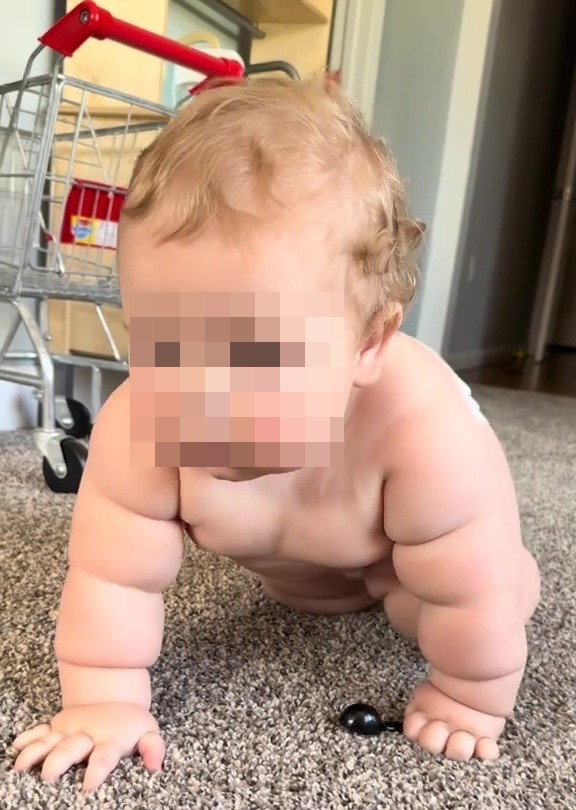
[445,0,576,363]
[0,0,55,430]
[370,0,464,335]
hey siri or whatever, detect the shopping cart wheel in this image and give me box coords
[42,437,88,494]
[58,398,93,439]
[38,397,93,439]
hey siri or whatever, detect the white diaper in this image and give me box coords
[455,375,488,423]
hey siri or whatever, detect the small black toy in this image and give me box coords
[339,703,403,736]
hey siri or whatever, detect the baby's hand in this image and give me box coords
[403,681,505,761]
[10,703,164,792]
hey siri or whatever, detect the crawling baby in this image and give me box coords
[11,77,540,792]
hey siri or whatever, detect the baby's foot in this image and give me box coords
[404,681,505,761]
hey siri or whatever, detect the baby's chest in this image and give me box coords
[181,469,390,572]
[275,494,390,570]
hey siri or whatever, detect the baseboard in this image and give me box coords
[445,344,520,372]
[0,372,38,431]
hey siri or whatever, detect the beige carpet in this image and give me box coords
[1,385,575,809]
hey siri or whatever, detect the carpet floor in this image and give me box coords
[0,385,575,810]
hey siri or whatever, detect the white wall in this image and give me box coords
[0,0,55,430]
[370,0,466,338]
[413,0,496,351]
[333,0,499,355]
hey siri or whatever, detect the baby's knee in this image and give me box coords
[383,588,421,641]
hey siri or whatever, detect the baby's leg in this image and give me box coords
[521,548,540,621]
[363,557,420,639]
[383,589,421,640]
[262,571,379,615]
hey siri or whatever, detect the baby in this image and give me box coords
[11,77,540,792]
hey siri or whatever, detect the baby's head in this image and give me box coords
[119,77,423,473]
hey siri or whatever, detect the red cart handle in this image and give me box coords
[39,1,244,79]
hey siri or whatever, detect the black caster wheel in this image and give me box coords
[58,398,93,438]
[42,437,88,494]
[38,398,93,439]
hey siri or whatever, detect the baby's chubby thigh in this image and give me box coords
[521,547,540,621]
[364,556,421,640]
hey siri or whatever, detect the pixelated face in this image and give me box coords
[128,290,350,469]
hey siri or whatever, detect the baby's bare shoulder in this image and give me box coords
[379,339,513,543]
[86,380,180,521]
[383,404,511,545]
[381,335,488,434]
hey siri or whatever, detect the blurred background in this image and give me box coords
[1,0,575,432]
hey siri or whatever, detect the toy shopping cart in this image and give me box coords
[0,1,243,493]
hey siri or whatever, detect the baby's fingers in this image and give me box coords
[82,742,123,793]
[11,724,53,751]
[41,732,95,784]
[12,731,64,772]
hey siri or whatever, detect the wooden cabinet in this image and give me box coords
[224,0,330,26]
[48,0,333,362]
[251,0,334,81]
[63,0,169,105]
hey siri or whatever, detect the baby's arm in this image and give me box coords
[384,406,535,759]
[12,382,184,790]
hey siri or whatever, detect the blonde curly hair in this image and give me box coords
[122,76,424,337]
